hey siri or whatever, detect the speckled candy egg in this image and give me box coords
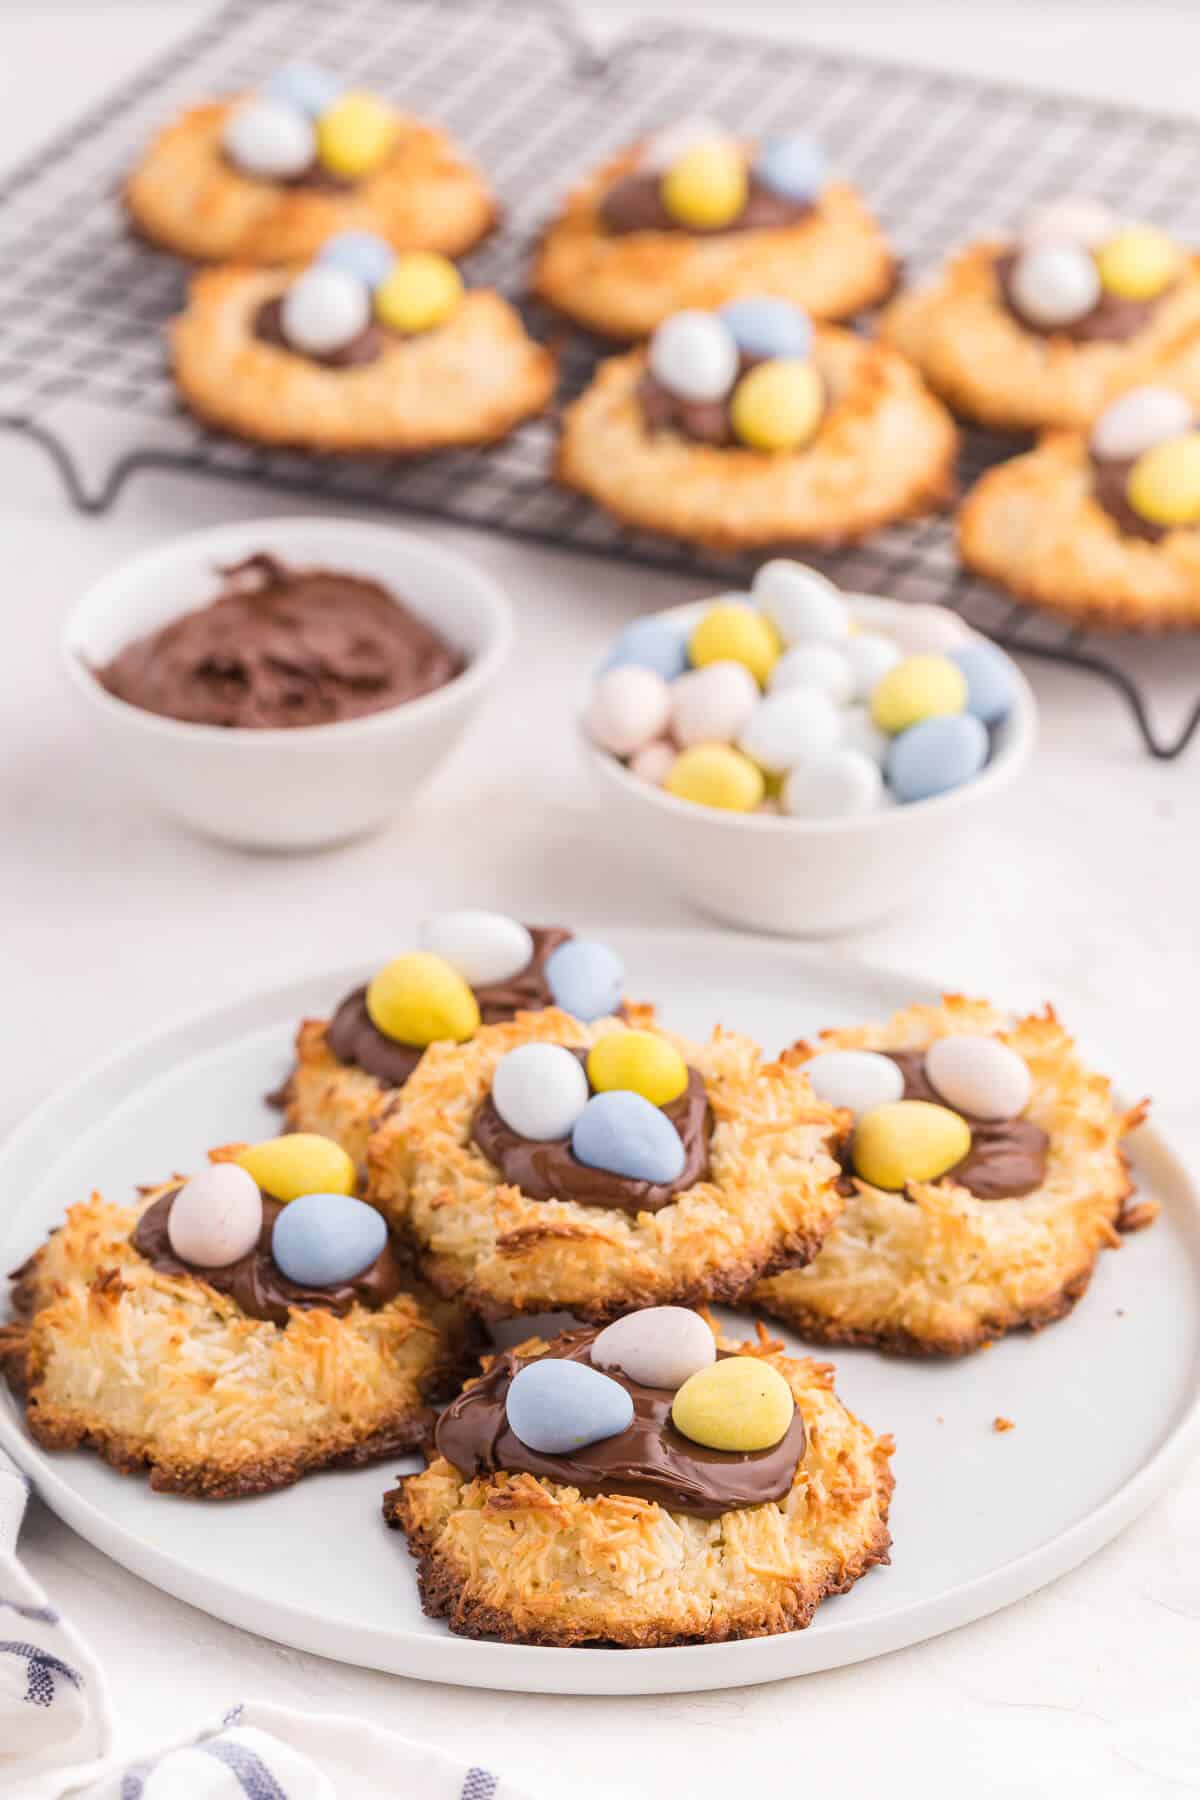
[641,117,732,172]
[545,939,624,1022]
[754,135,828,206]
[264,61,343,118]
[280,265,371,356]
[768,642,854,705]
[805,1049,904,1116]
[852,1099,971,1189]
[1097,225,1181,300]
[492,1043,590,1141]
[166,1164,263,1268]
[572,1091,687,1184]
[587,1030,688,1106]
[737,688,840,774]
[870,654,967,734]
[506,1358,634,1454]
[366,951,480,1046]
[730,359,824,453]
[235,1134,355,1203]
[949,641,1018,726]
[751,560,849,644]
[1019,196,1118,251]
[315,90,397,178]
[670,660,760,746]
[672,1356,794,1452]
[844,632,902,700]
[662,140,748,229]
[419,910,533,987]
[925,1035,1033,1121]
[318,229,396,290]
[648,310,739,402]
[1126,433,1200,526]
[1090,386,1194,462]
[1009,243,1100,328]
[591,1307,715,1390]
[605,617,690,681]
[585,665,672,756]
[719,296,813,362]
[689,600,780,685]
[223,97,316,179]
[271,1192,388,1287]
[781,748,882,818]
[375,252,463,334]
[886,713,988,803]
[665,744,764,811]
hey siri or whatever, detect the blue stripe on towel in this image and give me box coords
[0,1599,59,1623]
[202,1736,290,1798]
[120,1760,153,1799]
[0,1639,82,1706]
[462,1771,499,1800]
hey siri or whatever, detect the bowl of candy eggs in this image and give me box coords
[581,561,1036,936]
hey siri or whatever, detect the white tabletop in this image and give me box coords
[4,4,1199,1794]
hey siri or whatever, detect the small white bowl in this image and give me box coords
[584,596,1037,937]
[63,517,512,852]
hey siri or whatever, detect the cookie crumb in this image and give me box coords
[993,1415,1015,1433]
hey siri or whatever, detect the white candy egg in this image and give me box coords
[629,739,676,785]
[585,666,672,756]
[925,1035,1033,1121]
[782,747,883,818]
[280,266,371,355]
[670,660,760,747]
[1009,243,1100,329]
[591,1307,716,1389]
[641,117,732,172]
[492,1043,590,1141]
[1020,196,1118,251]
[844,632,902,699]
[166,1164,263,1268]
[806,1048,904,1115]
[1090,385,1194,462]
[839,704,890,767]
[222,97,316,179]
[737,689,840,774]
[649,310,740,403]
[769,642,854,705]
[751,561,849,644]
[420,910,533,987]
[879,603,971,657]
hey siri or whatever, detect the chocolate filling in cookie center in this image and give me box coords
[600,170,812,238]
[435,1329,805,1517]
[994,250,1166,344]
[1089,452,1166,542]
[253,294,392,367]
[638,351,826,448]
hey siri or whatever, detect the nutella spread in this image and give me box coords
[600,170,812,237]
[254,294,389,366]
[995,250,1163,344]
[639,352,826,447]
[1090,453,1164,541]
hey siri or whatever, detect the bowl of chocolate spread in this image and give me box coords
[63,517,511,850]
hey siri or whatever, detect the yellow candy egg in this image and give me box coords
[665,744,764,811]
[1096,225,1181,301]
[852,1100,971,1190]
[235,1133,355,1202]
[661,141,748,230]
[316,91,397,178]
[672,1356,795,1452]
[587,1030,688,1107]
[1126,432,1200,527]
[365,951,481,1047]
[375,252,463,334]
[730,358,824,453]
[689,601,780,684]
[870,654,967,734]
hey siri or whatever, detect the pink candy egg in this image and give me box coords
[629,740,676,784]
[585,666,672,756]
[669,660,760,747]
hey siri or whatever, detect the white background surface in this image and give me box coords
[3,2,1200,1794]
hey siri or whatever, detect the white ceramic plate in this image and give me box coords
[1,931,1195,1696]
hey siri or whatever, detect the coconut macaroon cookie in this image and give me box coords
[533,120,894,340]
[0,1134,475,1498]
[367,1006,846,1321]
[125,62,495,263]
[172,238,555,453]
[557,300,955,551]
[881,197,1200,432]
[754,997,1152,1357]
[386,1311,894,1647]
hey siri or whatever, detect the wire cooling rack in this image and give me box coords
[2,0,1200,756]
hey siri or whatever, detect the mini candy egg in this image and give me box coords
[545,939,625,1022]
[671,1356,794,1453]
[264,61,343,118]
[585,665,672,756]
[591,1307,715,1389]
[839,705,890,767]
[365,951,481,1046]
[689,599,780,685]
[235,1134,355,1202]
[805,1049,904,1117]
[315,90,398,178]
[223,97,316,180]
[1009,243,1100,328]
[719,296,813,362]
[419,909,533,987]
[949,641,1017,726]
[754,134,828,206]
[1097,225,1181,301]
[870,654,967,734]
[491,1043,589,1141]
[670,661,760,746]
[587,1029,688,1107]
[925,1035,1033,1122]
[641,117,733,172]
[648,311,739,403]
[1019,196,1118,251]
[604,617,690,682]
[665,744,765,811]
[662,140,748,229]
[882,604,970,657]
[318,229,396,290]
[852,1099,971,1190]
[781,748,883,819]
[280,266,371,356]
[751,560,849,644]
[1090,386,1194,462]
[375,251,463,334]
[506,1358,634,1455]
[844,632,902,700]
[572,1091,687,1184]
[730,358,824,453]
[629,739,676,785]
[166,1164,262,1269]
[768,642,854,705]
[886,713,988,803]
[1125,433,1200,526]
[737,688,840,775]
[271,1192,388,1287]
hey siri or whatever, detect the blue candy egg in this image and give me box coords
[572,1091,687,1184]
[719,296,813,362]
[604,617,690,682]
[754,135,828,205]
[949,641,1018,726]
[886,714,989,804]
[545,940,624,1023]
[318,230,396,290]
[505,1357,634,1454]
[264,61,343,119]
[271,1193,387,1287]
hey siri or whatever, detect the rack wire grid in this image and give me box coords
[2,0,1200,757]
